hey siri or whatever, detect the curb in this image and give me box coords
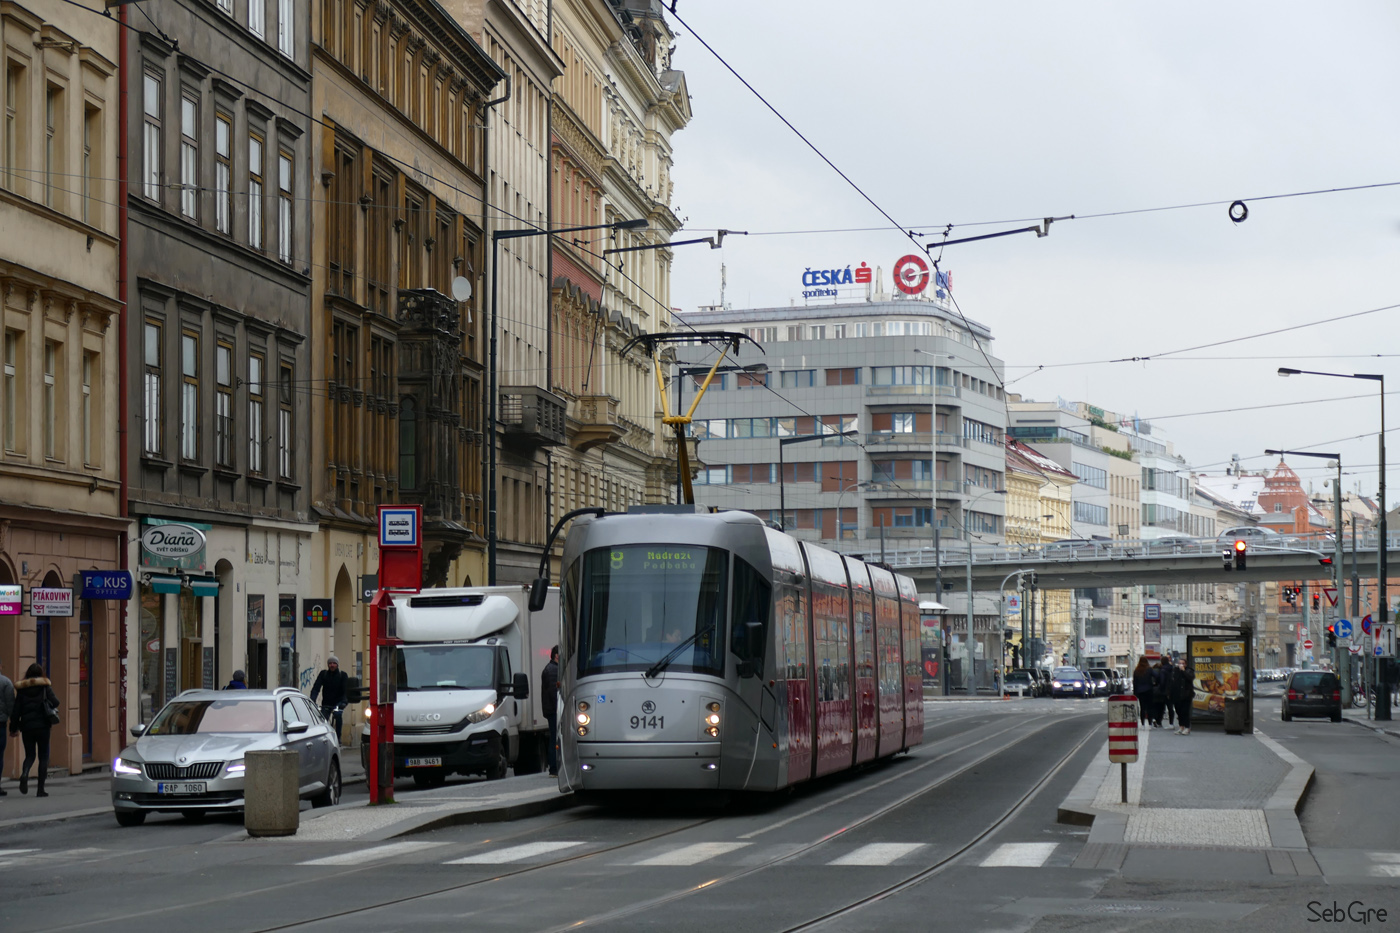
[0,806,113,830]
[1341,715,1400,741]
[376,792,579,841]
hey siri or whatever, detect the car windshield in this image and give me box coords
[1007,672,1031,682]
[1292,672,1338,690]
[1054,669,1082,678]
[396,645,496,690]
[576,545,727,677]
[147,699,275,735]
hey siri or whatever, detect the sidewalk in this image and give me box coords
[1342,703,1400,740]
[1058,720,1317,875]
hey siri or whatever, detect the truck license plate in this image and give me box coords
[156,782,207,795]
[405,757,442,768]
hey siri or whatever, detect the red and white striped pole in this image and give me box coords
[1107,694,1140,803]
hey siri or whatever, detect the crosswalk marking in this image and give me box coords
[829,843,925,866]
[633,842,750,866]
[297,841,446,866]
[0,849,39,857]
[445,841,586,865]
[980,843,1058,867]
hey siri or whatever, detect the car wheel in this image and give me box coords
[115,810,147,827]
[312,758,341,808]
[1331,711,1343,723]
[412,770,447,789]
[180,809,208,822]
[1282,709,1292,722]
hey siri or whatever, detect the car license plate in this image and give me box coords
[156,782,207,795]
[405,757,442,768]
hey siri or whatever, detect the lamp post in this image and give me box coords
[1279,368,1388,718]
[487,217,648,584]
[777,430,858,531]
[677,363,768,502]
[834,480,869,544]
[962,487,1007,693]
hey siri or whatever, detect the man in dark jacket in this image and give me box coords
[541,646,559,776]
[0,659,14,796]
[1171,656,1196,735]
[1150,659,1171,728]
[10,663,59,796]
[224,670,248,690]
[310,656,349,745]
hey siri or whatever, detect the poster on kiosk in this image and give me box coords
[1186,635,1252,723]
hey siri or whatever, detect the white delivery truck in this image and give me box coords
[360,585,559,786]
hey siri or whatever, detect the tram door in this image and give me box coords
[731,557,777,788]
[899,578,925,749]
[846,559,878,765]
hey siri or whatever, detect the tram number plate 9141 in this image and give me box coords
[630,715,664,729]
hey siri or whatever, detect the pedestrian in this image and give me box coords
[309,656,349,745]
[1131,657,1154,728]
[1151,658,1171,727]
[541,645,560,776]
[10,663,59,797]
[1171,656,1195,735]
[0,659,14,797]
[224,669,248,690]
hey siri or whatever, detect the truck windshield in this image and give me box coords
[577,545,727,677]
[396,645,496,690]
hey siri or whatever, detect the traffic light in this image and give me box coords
[1029,571,1039,589]
[1313,593,1321,611]
[1222,548,1234,571]
[1233,539,1247,570]
[1327,625,1337,649]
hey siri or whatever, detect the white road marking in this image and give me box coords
[828,843,926,866]
[0,849,40,856]
[979,842,1058,867]
[445,841,586,865]
[633,842,750,866]
[297,841,446,866]
[1367,852,1400,877]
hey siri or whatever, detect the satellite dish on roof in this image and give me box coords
[451,276,472,302]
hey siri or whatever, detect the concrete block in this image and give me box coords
[245,749,300,837]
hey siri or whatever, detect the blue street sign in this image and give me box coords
[1362,614,1373,635]
[1336,619,1353,639]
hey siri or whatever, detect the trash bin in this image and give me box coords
[1223,697,1248,735]
[244,749,300,836]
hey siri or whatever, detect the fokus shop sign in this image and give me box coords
[140,520,211,571]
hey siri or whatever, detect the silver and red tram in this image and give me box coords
[557,506,924,793]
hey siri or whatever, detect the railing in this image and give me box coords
[865,432,934,448]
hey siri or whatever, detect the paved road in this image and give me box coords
[3,698,1399,932]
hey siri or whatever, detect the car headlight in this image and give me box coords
[113,756,142,776]
[225,759,246,775]
[466,702,497,724]
[1051,681,1061,687]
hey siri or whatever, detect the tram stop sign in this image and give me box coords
[1107,695,1139,763]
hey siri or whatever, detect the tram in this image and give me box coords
[555,506,924,793]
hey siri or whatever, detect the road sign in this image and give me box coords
[1363,614,1374,635]
[1006,594,1020,616]
[1336,619,1353,639]
[1079,638,1086,650]
[1323,586,1338,607]
[1107,695,1140,763]
[1381,624,1397,658]
[1143,603,1161,622]
[1351,646,1363,655]
[1303,639,1314,651]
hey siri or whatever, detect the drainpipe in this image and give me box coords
[482,74,510,585]
[116,1,131,750]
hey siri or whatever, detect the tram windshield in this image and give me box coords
[577,545,727,677]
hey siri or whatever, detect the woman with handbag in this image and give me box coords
[9,663,60,797]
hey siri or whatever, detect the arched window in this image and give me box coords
[399,396,417,490]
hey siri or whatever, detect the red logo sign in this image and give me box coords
[892,254,931,295]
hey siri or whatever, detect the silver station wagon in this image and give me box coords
[111,687,342,826]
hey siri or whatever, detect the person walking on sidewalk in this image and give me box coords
[9,663,59,796]
[309,656,349,745]
[1151,659,1172,728]
[541,646,560,776]
[0,660,14,797]
[1171,656,1195,735]
[1132,657,1154,728]
[224,669,248,690]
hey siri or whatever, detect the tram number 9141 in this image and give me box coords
[630,715,664,730]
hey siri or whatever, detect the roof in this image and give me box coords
[1194,472,1266,516]
[1006,439,1078,480]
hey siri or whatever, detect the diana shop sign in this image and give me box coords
[801,263,872,299]
[140,520,210,571]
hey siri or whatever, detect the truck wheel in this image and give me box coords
[486,752,508,781]
[412,770,447,788]
[514,735,542,775]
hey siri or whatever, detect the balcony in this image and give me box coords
[935,433,969,450]
[865,479,933,498]
[865,432,933,450]
[500,386,567,448]
[570,394,625,452]
[866,384,935,398]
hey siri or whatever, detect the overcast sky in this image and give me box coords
[664,1,1400,502]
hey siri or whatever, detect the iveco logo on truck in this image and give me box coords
[407,713,442,722]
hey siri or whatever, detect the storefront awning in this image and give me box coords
[148,574,182,595]
[188,577,221,598]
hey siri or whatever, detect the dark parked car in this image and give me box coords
[1282,670,1342,722]
[1086,670,1111,696]
[1015,668,1049,697]
[1088,668,1121,696]
[1050,667,1090,698]
[1004,670,1036,697]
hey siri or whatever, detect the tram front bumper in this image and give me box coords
[571,741,723,790]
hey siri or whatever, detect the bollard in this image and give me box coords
[1223,697,1247,735]
[244,749,300,836]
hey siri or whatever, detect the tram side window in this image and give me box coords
[561,561,578,664]
[731,557,771,676]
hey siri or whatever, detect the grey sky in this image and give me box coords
[666,1,1400,500]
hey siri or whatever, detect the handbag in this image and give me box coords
[43,699,60,726]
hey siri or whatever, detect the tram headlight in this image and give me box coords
[705,713,720,726]
[576,711,591,726]
[576,725,589,736]
[705,726,719,737]
[704,701,721,737]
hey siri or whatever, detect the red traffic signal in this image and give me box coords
[1234,539,1247,552]
[1233,539,1247,570]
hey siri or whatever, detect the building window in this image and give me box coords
[399,396,416,490]
[4,63,22,191]
[45,85,61,208]
[216,0,232,13]
[82,351,96,465]
[179,94,198,218]
[735,369,769,389]
[328,144,358,297]
[825,367,860,386]
[248,354,264,473]
[180,332,198,460]
[83,105,101,225]
[871,365,933,386]
[277,362,293,478]
[249,0,265,38]
[277,150,292,263]
[891,412,914,434]
[142,72,161,201]
[1074,462,1107,489]
[780,369,815,389]
[2,330,17,452]
[248,133,263,249]
[214,113,231,233]
[1074,501,1109,526]
[143,322,162,455]
[43,340,58,459]
[215,343,234,468]
[278,0,294,58]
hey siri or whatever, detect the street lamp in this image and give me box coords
[776,430,858,531]
[487,217,648,584]
[962,487,1007,693]
[1278,367,1388,718]
[834,480,869,543]
[677,362,769,502]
